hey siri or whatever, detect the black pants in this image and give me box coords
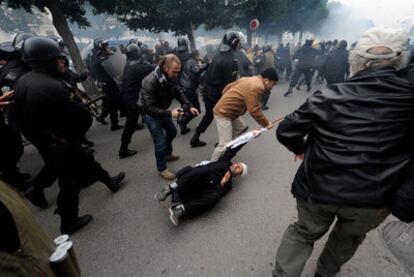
[262,90,271,107]
[56,141,111,222]
[289,67,313,89]
[0,122,24,189]
[121,106,139,147]
[180,90,200,127]
[100,85,121,126]
[31,137,110,194]
[176,179,222,217]
[195,95,219,134]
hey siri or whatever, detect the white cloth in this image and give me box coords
[225,128,267,149]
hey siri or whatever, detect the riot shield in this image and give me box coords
[100,45,126,90]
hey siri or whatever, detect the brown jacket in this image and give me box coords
[213,76,270,127]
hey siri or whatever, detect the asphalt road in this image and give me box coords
[20,80,411,277]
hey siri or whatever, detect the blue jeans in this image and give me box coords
[143,115,177,171]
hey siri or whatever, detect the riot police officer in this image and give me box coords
[190,31,239,147]
[15,37,126,234]
[0,35,32,190]
[93,38,123,130]
[119,42,155,158]
[175,38,208,135]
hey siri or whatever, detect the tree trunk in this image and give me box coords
[246,27,252,47]
[45,0,99,96]
[186,21,197,52]
[299,31,303,44]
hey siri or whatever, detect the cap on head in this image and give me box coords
[354,28,408,60]
[239,162,248,177]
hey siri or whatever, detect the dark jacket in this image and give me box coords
[203,51,238,101]
[276,67,414,208]
[235,50,252,77]
[323,47,349,83]
[14,71,92,144]
[177,51,207,92]
[121,60,155,110]
[294,45,319,69]
[138,67,191,117]
[172,144,245,205]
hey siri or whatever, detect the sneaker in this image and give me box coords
[169,204,185,226]
[154,185,172,202]
[60,214,93,235]
[159,169,176,180]
[165,154,179,162]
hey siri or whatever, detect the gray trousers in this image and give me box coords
[273,198,389,277]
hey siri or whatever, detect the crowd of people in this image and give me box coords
[1,26,414,276]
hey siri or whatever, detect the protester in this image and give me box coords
[273,28,414,277]
[211,68,278,161]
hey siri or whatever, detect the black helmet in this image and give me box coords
[219,31,241,52]
[263,45,272,52]
[12,33,34,52]
[176,38,189,52]
[125,43,141,60]
[22,36,62,62]
[93,38,108,50]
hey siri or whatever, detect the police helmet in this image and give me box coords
[125,43,141,60]
[219,31,241,52]
[12,33,34,52]
[176,38,189,52]
[22,36,62,62]
[93,38,108,50]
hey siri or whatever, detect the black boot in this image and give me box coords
[180,123,191,135]
[25,187,48,208]
[284,88,293,97]
[111,124,123,131]
[96,116,108,125]
[104,172,126,192]
[119,148,137,159]
[190,132,206,147]
[60,214,93,235]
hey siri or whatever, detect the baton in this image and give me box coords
[271,116,284,126]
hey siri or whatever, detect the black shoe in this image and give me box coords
[111,124,123,131]
[135,123,144,130]
[96,116,108,125]
[284,89,293,97]
[119,149,137,159]
[190,137,206,147]
[105,172,126,192]
[25,189,48,208]
[180,126,191,135]
[262,106,269,111]
[307,86,312,92]
[60,215,93,235]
